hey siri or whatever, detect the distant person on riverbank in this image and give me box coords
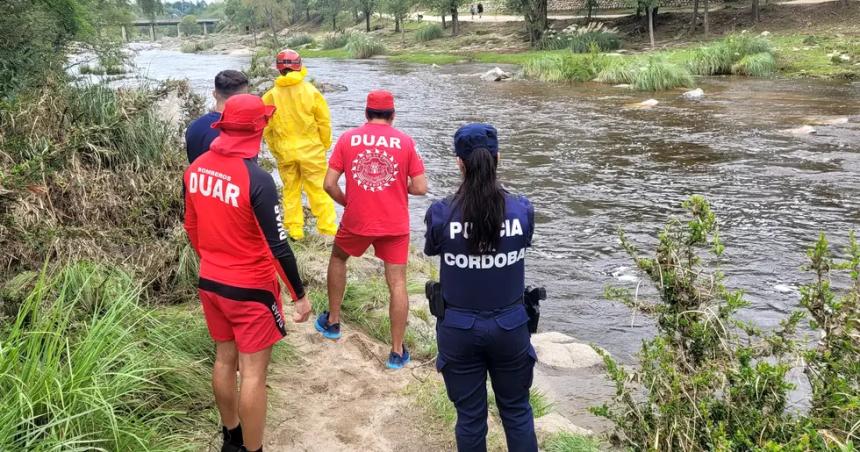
[470,4,476,19]
[477,2,484,18]
[262,49,337,240]
[316,90,428,369]
[184,94,312,452]
[185,70,249,163]
[424,124,538,451]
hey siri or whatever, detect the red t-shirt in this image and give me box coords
[329,123,425,236]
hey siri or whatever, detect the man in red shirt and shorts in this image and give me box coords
[184,94,312,452]
[318,89,427,369]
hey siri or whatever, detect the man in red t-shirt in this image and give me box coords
[318,90,427,369]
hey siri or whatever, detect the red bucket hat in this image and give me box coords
[366,90,395,111]
[211,94,276,132]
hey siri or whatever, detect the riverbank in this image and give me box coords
[0,73,607,449]
[166,0,860,83]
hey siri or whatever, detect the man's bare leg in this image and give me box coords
[326,244,350,324]
[385,263,408,355]
[238,346,273,451]
[213,341,240,429]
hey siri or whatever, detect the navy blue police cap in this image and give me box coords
[454,123,498,158]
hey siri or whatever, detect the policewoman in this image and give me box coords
[424,123,537,452]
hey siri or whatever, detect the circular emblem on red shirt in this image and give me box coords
[351,149,399,192]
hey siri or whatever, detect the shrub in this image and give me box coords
[569,31,622,53]
[286,33,315,48]
[731,52,776,76]
[179,14,200,36]
[632,58,694,91]
[415,24,444,42]
[538,22,622,52]
[596,195,860,450]
[321,31,351,49]
[346,33,385,59]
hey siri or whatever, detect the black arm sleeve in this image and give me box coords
[246,160,306,299]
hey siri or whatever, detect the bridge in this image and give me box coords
[125,18,220,41]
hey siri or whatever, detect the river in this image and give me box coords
[131,47,859,426]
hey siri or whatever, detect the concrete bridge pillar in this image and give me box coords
[149,23,155,41]
[121,25,127,42]
[177,22,182,37]
[203,22,208,37]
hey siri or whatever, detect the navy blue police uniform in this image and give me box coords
[423,123,538,452]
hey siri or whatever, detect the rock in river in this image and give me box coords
[531,332,604,369]
[682,88,704,99]
[480,67,512,82]
[535,413,593,438]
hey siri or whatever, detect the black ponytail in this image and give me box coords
[453,148,506,255]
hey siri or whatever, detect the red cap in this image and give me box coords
[366,90,395,111]
[211,94,276,132]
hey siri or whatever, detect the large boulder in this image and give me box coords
[531,332,604,369]
[480,67,512,82]
[535,412,593,438]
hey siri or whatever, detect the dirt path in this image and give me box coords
[263,312,450,452]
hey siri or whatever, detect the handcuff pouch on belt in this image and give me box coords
[425,280,547,334]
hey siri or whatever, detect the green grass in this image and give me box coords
[685,34,773,75]
[415,24,445,43]
[0,262,214,450]
[346,33,386,59]
[731,52,777,76]
[523,52,610,82]
[300,48,351,59]
[79,64,127,75]
[769,34,860,79]
[542,432,603,452]
[632,58,694,91]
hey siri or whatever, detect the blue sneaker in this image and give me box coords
[386,346,411,369]
[315,311,341,340]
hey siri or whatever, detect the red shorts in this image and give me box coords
[198,278,286,354]
[335,229,410,265]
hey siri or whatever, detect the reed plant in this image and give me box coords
[0,262,213,450]
[321,31,351,49]
[415,24,445,43]
[346,33,385,59]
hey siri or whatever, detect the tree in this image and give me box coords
[752,0,759,22]
[505,0,547,46]
[313,0,343,30]
[357,0,374,31]
[179,14,200,35]
[689,0,698,33]
[224,0,258,44]
[585,0,597,21]
[383,0,415,34]
[137,0,163,21]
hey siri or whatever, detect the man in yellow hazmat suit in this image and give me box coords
[262,49,337,240]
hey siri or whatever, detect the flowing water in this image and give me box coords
[131,48,860,425]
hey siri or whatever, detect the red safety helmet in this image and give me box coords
[276,49,302,72]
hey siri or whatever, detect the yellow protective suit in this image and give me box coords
[262,67,337,240]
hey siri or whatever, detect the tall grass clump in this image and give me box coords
[180,39,215,53]
[688,34,774,75]
[595,58,641,84]
[346,33,386,59]
[0,262,213,450]
[524,48,610,82]
[542,432,603,452]
[731,52,776,76]
[321,31,351,49]
[415,24,445,42]
[286,34,315,48]
[631,58,694,91]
